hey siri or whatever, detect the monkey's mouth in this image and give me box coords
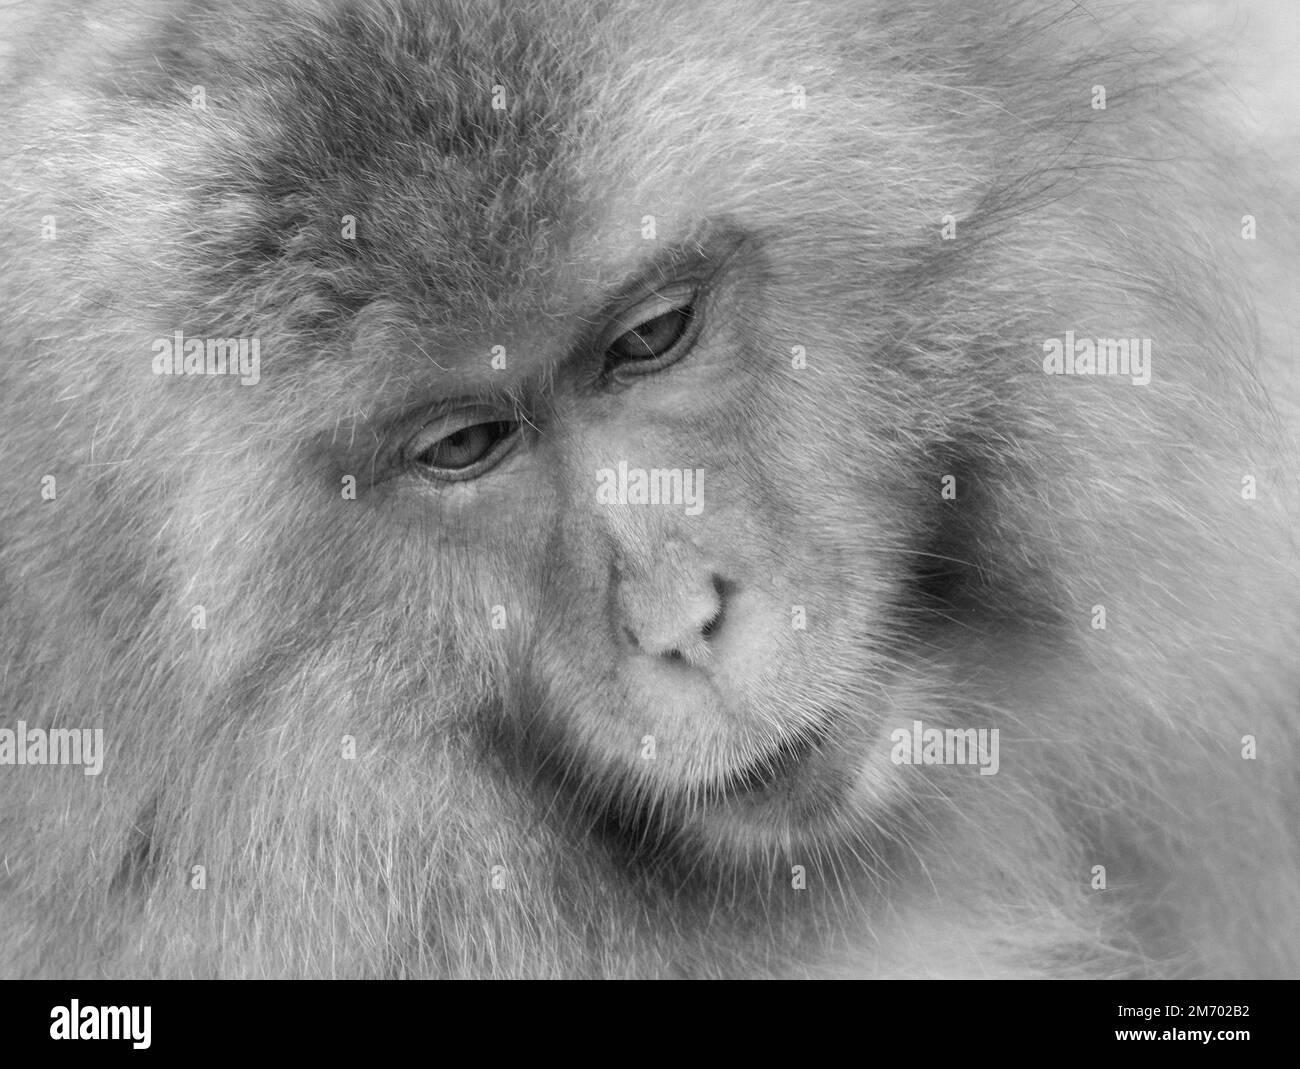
[715,717,836,801]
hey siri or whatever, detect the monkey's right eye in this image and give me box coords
[600,285,701,377]
[404,414,519,481]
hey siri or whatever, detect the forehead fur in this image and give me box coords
[94,0,867,338]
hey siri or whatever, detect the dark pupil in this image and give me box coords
[611,307,691,360]
[420,421,508,469]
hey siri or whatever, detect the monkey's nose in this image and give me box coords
[619,574,728,667]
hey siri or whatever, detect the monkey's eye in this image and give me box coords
[602,291,700,375]
[404,414,518,481]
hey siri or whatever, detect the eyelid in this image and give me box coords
[600,283,699,351]
[400,406,520,482]
[405,405,504,451]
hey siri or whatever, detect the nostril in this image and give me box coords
[700,606,722,640]
[700,574,729,641]
[618,573,731,661]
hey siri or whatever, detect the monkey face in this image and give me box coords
[341,225,929,864]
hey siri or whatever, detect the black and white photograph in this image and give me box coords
[0,0,1296,998]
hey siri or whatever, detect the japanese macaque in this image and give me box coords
[0,0,1296,979]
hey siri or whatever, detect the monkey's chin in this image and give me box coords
[671,714,899,860]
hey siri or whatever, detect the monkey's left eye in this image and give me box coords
[603,291,700,375]
[404,414,518,481]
